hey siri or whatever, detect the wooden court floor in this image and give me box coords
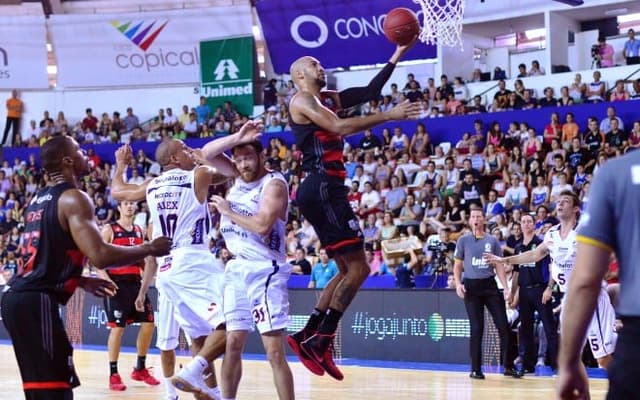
[0,345,608,399]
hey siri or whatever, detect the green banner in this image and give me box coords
[199,35,254,117]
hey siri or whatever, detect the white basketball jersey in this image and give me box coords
[543,224,577,293]
[146,168,211,252]
[220,171,288,263]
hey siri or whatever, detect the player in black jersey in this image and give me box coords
[1,136,170,400]
[286,38,422,380]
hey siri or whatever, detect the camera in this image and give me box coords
[591,44,600,59]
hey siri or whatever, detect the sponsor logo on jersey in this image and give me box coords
[471,256,488,267]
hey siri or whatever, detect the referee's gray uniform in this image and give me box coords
[455,233,512,374]
[577,150,640,399]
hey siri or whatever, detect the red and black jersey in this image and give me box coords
[9,182,84,305]
[106,222,144,281]
[291,92,347,179]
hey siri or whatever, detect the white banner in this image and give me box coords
[0,16,49,89]
[49,6,253,88]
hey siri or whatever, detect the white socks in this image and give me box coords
[164,376,177,397]
[186,355,208,375]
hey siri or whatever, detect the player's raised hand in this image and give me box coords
[388,100,423,120]
[147,236,172,256]
[236,119,264,144]
[115,144,133,168]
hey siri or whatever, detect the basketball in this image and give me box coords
[383,8,420,46]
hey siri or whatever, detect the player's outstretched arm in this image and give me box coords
[337,36,419,109]
[200,119,263,164]
[60,189,171,269]
[111,145,150,201]
[291,92,421,137]
[484,242,549,266]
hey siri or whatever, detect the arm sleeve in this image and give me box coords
[338,62,396,109]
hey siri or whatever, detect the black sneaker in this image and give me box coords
[301,333,344,381]
[286,330,325,376]
[504,367,524,378]
[469,370,485,379]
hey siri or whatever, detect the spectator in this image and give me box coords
[291,247,312,275]
[528,60,545,76]
[470,68,483,83]
[569,73,586,103]
[521,89,538,110]
[380,211,399,241]
[390,126,410,158]
[123,107,140,133]
[530,175,550,210]
[624,28,640,65]
[359,181,382,217]
[163,107,178,132]
[405,81,422,103]
[263,78,278,110]
[561,112,579,146]
[308,249,339,289]
[600,106,624,134]
[493,80,511,110]
[81,108,98,133]
[359,129,382,153]
[437,75,454,99]
[467,95,487,114]
[567,137,593,172]
[557,86,574,107]
[605,118,628,152]
[39,110,54,129]
[403,73,420,90]
[516,63,527,78]
[389,83,402,104]
[537,87,556,108]
[195,96,211,125]
[484,189,505,224]
[610,80,630,102]
[586,70,606,103]
[459,173,483,212]
[596,36,614,68]
[366,249,384,276]
[504,174,528,211]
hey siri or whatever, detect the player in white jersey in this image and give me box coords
[205,139,294,400]
[112,123,263,399]
[484,190,617,368]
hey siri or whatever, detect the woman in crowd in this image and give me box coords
[380,211,399,241]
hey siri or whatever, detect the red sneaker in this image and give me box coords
[131,367,161,386]
[109,373,127,391]
[286,330,325,376]
[301,333,344,381]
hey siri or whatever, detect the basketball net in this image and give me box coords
[413,0,465,50]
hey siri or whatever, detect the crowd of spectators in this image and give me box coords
[2,55,637,291]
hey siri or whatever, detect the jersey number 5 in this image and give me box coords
[159,214,178,239]
[557,273,566,285]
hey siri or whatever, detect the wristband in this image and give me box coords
[547,284,554,289]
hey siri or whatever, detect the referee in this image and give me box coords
[454,207,521,379]
[510,213,558,373]
[558,150,640,399]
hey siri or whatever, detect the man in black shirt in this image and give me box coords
[291,247,312,275]
[605,118,628,152]
[567,137,593,172]
[510,213,558,373]
[459,173,483,212]
[537,87,557,108]
[263,78,278,110]
[359,129,382,152]
[493,80,511,110]
[1,136,170,400]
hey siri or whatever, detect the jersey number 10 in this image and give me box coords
[159,214,178,239]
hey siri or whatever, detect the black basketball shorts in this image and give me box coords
[104,280,154,328]
[1,289,80,400]
[296,172,364,257]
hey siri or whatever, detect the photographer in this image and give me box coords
[593,36,614,68]
[395,248,419,288]
[424,228,455,275]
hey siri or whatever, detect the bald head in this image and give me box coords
[289,56,325,89]
[41,136,75,173]
[155,139,182,167]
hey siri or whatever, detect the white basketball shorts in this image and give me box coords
[586,287,618,360]
[155,277,182,351]
[224,258,291,334]
[159,248,225,340]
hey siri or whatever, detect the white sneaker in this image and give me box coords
[536,357,545,367]
[165,396,179,400]
[194,386,221,400]
[171,368,207,396]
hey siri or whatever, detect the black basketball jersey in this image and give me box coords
[9,182,85,305]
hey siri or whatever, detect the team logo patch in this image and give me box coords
[114,310,123,319]
[348,218,360,232]
[484,243,491,252]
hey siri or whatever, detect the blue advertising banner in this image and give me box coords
[255,0,437,73]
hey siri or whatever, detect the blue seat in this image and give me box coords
[360,275,396,289]
[415,273,448,289]
[287,274,310,289]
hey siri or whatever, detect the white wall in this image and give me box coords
[440,32,493,81]
[546,11,581,72]
[486,47,510,77]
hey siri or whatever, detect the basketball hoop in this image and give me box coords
[413,0,465,50]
